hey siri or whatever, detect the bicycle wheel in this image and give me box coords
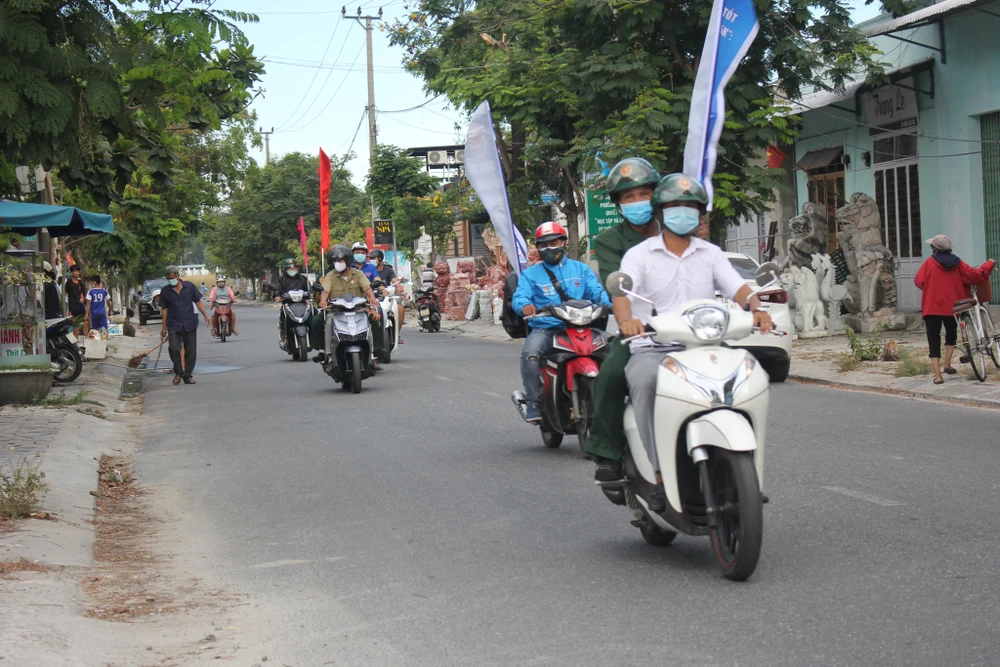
[982,307,1000,369]
[961,314,988,382]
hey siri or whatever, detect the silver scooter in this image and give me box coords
[323,294,376,393]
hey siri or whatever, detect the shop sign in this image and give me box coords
[586,190,622,257]
[864,82,918,135]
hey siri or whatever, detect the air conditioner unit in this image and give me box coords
[427,150,448,165]
[453,149,465,164]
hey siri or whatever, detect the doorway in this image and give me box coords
[873,131,922,311]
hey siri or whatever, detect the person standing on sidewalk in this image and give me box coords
[64,264,86,334]
[159,265,212,385]
[914,235,995,384]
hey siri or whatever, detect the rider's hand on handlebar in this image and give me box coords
[753,310,774,334]
[521,304,537,317]
[619,318,646,338]
[274,297,281,302]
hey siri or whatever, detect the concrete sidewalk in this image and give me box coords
[440,318,1000,410]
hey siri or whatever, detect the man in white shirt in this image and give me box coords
[610,174,772,511]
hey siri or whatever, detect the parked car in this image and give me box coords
[718,252,793,382]
[138,278,169,325]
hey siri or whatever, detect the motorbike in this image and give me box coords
[511,300,609,456]
[46,316,83,384]
[599,265,786,581]
[416,284,441,332]
[212,296,233,342]
[278,289,315,361]
[373,281,402,364]
[323,294,376,394]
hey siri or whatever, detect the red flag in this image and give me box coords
[319,149,331,251]
[297,217,309,268]
[766,144,787,169]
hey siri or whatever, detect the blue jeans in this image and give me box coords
[520,328,556,406]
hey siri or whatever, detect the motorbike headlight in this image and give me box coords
[552,305,595,326]
[291,292,303,303]
[683,304,729,341]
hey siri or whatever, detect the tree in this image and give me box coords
[367,145,440,252]
[389,0,888,252]
[204,152,368,279]
[0,1,265,206]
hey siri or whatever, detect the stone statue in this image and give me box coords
[790,265,826,333]
[811,253,850,331]
[835,192,904,332]
[787,203,829,268]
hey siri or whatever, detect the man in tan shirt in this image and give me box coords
[311,244,380,364]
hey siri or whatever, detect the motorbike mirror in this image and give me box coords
[605,272,633,298]
[755,262,780,287]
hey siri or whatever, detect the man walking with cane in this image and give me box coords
[159,265,212,385]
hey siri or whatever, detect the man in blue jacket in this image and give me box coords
[513,221,611,422]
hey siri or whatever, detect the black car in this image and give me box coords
[138,278,169,325]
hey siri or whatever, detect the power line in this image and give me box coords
[339,109,369,156]
[275,21,343,132]
[797,120,984,159]
[379,94,444,114]
[377,112,461,136]
[281,40,367,134]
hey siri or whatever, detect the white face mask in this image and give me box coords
[333,261,347,272]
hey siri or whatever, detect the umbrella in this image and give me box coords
[0,201,114,237]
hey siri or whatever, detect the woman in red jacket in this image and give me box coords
[913,235,995,384]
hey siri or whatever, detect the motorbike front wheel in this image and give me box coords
[219,321,228,343]
[296,334,308,361]
[349,350,362,394]
[640,521,677,547]
[574,378,594,458]
[541,428,563,449]
[52,346,82,383]
[709,450,763,582]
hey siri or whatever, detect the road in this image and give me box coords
[137,305,1000,666]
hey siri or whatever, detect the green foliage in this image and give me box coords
[0,457,46,520]
[845,324,885,361]
[894,347,933,377]
[204,152,368,278]
[835,353,862,373]
[0,1,265,206]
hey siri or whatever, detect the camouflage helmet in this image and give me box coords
[282,258,297,269]
[651,173,709,209]
[604,158,661,202]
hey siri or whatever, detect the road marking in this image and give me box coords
[435,375,451,381]
[252,557,345,569]
[822,486,904,507]
[482,391,503,398]
[398,364,414,369]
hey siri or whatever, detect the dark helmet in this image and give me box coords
[651,173,709,209]
[368,248,384,262]
[329,244,351,264]
[282,258,297,270]
[605,158,661,203]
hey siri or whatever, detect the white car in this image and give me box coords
[719,252,793,382]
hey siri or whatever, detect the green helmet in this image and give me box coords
[651,173,709,209]
[604,158,661,202]
[282,258,297,270]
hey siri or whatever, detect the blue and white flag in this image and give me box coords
[464,101,528,274]
[682,0,760,210]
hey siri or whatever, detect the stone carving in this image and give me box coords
[811,253,851,331]
[787,202,829,268]
[835,192,905,332]
[789,265,826,333]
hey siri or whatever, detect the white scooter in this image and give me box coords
[602,265,785,581]
[374,280,402,364]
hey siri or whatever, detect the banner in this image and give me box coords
[464,101,528,274]
[297,217,309,268]
[319,149,331,251]
[682,0,759,210]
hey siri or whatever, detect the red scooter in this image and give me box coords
[212,296,233,342]
[512,300,609,455]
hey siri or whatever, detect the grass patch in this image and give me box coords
[31,390,103,408]
[76,406,107,419]
[0,457,47,520]
[845,325,885,361]
[835,354,862,373]
[894,348,933,377]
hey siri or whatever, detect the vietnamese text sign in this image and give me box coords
[587,190,623,238]
[373,219,394,246]
[864,81,918,135]
[470,222,488,257]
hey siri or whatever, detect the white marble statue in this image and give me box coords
[790,265,826,333]
[811,253,850,331]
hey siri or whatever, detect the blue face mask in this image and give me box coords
[620,201,653,226]
[286,269,298,277]
[662,207,700,236]
[354,254,366,264]
[168,278,179,287]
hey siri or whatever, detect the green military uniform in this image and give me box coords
[585,222,649,461]
[310,268,383,353]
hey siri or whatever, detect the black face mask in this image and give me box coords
[539,247,565,265]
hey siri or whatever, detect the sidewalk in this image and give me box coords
[441,318,1000,409]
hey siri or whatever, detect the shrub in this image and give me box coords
[0,458,47,519]
[894,348,933,377]
[846,324,885,361]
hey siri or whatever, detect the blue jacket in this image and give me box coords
[512,259,610,330]
[354,261,380,283]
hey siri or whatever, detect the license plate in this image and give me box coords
[420,308,430,317]
[66,332,76,344]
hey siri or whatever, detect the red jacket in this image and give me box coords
[914,255,994,317]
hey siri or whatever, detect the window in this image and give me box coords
[807,171,846,250]
[875,163,922,258]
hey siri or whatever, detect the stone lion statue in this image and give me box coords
[787,202,829,268]
[836,193,894,317]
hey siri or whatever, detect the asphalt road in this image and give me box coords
[138,305,1000,666]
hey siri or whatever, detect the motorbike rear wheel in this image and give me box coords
[574,378,594,458]
[296,334,308,361]
[52,346,82,383]
[349,351,362,394]
[709,450,763,582]
[219,321,228,343]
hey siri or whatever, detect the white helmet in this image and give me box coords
[351,241,368,252]
[216,274,226,284]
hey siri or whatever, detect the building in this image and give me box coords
[783,0,1000,310]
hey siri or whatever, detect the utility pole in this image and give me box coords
[260,126,275,164]
[344,6,398,270]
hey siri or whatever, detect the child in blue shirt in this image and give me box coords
[86,275,110,332]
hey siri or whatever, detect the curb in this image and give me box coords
[787,374,1000,411]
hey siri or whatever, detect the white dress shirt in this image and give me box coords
[619,235,746,347]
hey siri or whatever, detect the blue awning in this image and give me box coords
[0,201,114,237]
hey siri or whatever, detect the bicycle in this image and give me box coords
[954,284,1000,382]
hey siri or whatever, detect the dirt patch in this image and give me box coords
[82,455,223,621]
[0,558,49,578]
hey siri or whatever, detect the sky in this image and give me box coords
[227,0,885,186]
